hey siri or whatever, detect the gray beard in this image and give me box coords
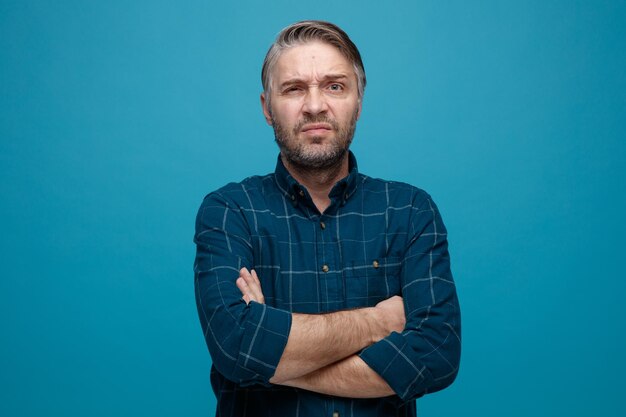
[272,112,358,171]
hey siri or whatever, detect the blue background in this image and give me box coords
[2,1,625,415]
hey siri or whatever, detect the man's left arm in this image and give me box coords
[357,194,461,402]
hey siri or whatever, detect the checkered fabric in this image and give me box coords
[194,152,460,417]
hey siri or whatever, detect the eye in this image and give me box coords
[328,83,344,92]
[284,85,303,94]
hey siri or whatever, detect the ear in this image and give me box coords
[260,93,273,125]
[356,99,363,121]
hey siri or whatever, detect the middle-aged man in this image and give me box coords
[194,20,461,417]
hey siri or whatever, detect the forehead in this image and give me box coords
[272,41,355,83]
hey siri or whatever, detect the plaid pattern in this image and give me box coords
[194,153,461,417]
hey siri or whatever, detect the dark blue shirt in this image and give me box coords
[194,153,461,417]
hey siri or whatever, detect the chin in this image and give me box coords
[302,145,335,158]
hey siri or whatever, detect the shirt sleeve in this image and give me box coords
[194,191,292,386]
[358,193,461,402]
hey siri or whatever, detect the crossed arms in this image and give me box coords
[194,191,461,402]
[236,267,404,397]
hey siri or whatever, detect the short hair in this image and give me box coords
[261,20,366,104]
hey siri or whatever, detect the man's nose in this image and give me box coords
[302,88,328,115]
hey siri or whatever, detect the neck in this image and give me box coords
[281,153,350,213]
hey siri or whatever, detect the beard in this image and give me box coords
[271,110,359,170]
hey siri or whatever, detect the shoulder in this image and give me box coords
[195,173,277,232]
[358,173,433,208]
[200,173,276,208]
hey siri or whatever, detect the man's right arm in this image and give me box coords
[195,192,404,386]
[195,192,292,386]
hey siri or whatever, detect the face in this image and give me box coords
[261,41,362,170]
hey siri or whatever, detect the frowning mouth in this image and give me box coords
[301,123,333,133]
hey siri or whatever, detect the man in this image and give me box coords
[194,20,461,417]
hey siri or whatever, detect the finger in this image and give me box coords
[241,268,259,288]
[250,269,265,303]
[236,276,248,292]
[240,267,252,281]
[236,277,251,298]
[237,277,257,304]
[241,268,262,299]
[239,267,265,304]
[239,268,261,293]
[250,269,261,284]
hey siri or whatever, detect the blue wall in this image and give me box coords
[1,1,624,415]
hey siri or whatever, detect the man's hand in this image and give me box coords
[373,295,406,340]
[236,267,265,304]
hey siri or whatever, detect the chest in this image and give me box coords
[246,200,410,313]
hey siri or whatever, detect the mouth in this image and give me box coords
[301,123,333,135]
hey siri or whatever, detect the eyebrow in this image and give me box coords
[279,74,350,88]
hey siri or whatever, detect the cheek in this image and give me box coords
[273,107,300,126]
[337,103,360,122]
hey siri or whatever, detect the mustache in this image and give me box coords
[293,115,339,132]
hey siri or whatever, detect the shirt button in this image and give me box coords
[320,221,326,230]
[372,260,380,269]
[333,412,340,417]
[321,264,329,273]
[290,194,296,201]
[298,189,305,197]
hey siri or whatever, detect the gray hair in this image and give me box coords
[261,20,366,106]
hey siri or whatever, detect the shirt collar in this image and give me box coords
[274,151,360,206]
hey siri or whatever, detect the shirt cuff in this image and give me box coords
[237,301,292,385]
[359,332,432,402]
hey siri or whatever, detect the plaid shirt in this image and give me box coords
[194,152,461,417]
